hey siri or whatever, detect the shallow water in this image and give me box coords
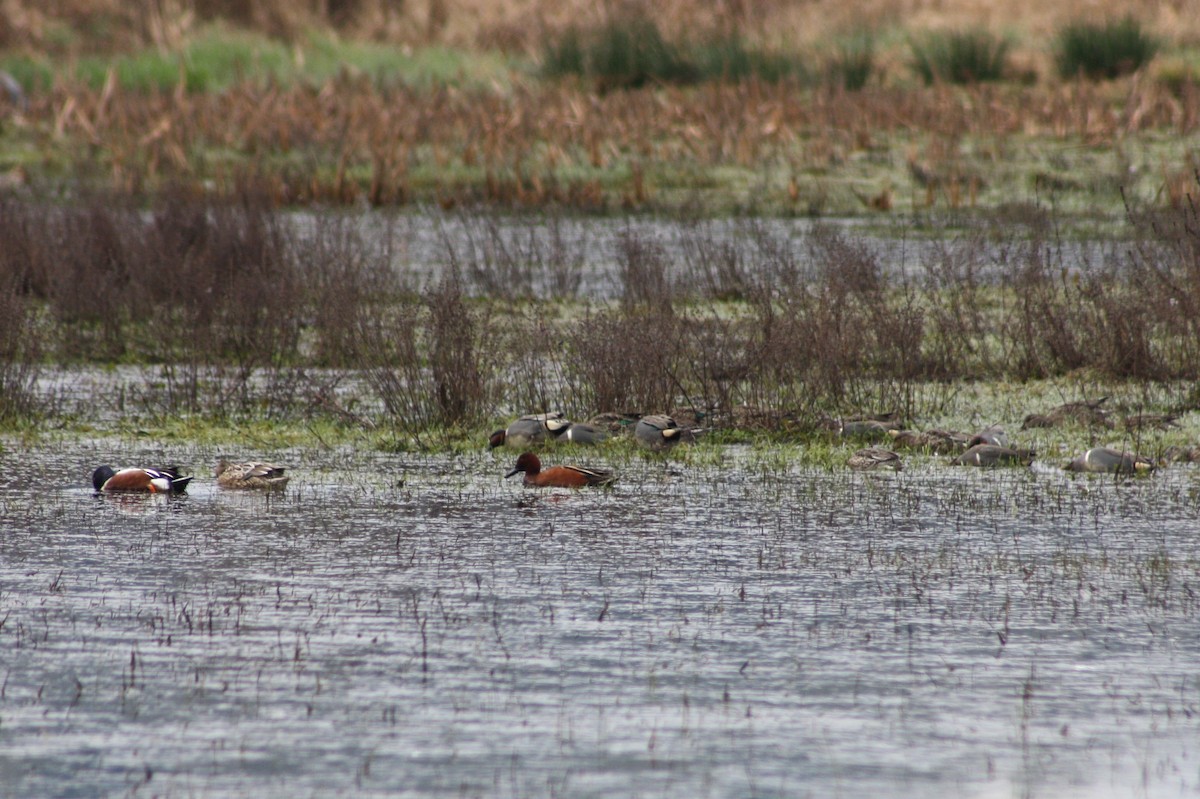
[2,442,1199,798]
[355,211,1113,300]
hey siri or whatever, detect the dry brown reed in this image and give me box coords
[18,72,1198,213]
[11,0,1200,60]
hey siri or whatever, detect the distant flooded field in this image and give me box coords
[2,440,1198,798]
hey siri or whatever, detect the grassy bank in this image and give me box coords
[0,5,1199,215]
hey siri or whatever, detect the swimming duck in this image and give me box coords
[504,452,615,488]
[1065,447,1154,474]
[950,444,1035,467]
[847,448,903,471]
[635,414,702,449]
[215,460,289,490]
[92,465,193,494]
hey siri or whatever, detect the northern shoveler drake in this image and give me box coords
[635,414,702,449]
[950,444,1036,467]
[504,452,615,488]
[215,460,289,490]
[92,465,193,494]
[488,413,571,448]
[847,448,903,471]
[1022,398,1112,430]
[1065,447,1154,474]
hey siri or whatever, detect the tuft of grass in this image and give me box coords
[826,33,875,91]
[692,34,806,84]
[909,29,1010,85]
[541,16,803,89]
[1055,16,1159,80]
[540,14,694,90]
[0,56,52,95]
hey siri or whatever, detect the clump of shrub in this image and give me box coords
[361,276,495,432]
[910,30,1010,84]
[566,308,682,413]
[1055,16,1158,80]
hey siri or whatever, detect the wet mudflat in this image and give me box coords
[2,441,1199,798]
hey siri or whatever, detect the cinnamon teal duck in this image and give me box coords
[504,452,615,488]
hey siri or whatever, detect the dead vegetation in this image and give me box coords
[8,75,1195,214]
[3,174,1200,430]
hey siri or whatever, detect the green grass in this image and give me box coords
[827,33,876,90]
[692,35,807,84]
[543,15,695,90]
[909,29,1011,85]
[0,55,53,94]
[540,16,805,89]
[1055,16,1159,80]
[30,24,516,93]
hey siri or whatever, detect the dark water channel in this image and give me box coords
[2,440,1199,798]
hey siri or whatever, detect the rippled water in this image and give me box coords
[351,211,1114,300]
[2,441,1199,798]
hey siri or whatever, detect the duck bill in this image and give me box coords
[504,468,521,479]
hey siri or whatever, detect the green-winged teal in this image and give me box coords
[1065,447,1154,474]
[950,444,1035,467]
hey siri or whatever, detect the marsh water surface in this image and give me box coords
[2,440,1199,798]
